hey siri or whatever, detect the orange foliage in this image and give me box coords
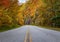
[0,0,10,7]
[24,0,45,17]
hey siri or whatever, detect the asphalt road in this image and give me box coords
[0,25,60,42]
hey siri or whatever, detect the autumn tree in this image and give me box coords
[0,0,20,29]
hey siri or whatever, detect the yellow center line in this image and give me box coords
[24,29,28,42]
[29,34,32,42]
[24,28,32,42]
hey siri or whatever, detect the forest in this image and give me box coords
[0,0,60,31]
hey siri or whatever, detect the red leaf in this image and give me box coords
[2,0,10,7]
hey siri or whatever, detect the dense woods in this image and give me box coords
[0,0,60,31]
[18,0,60,28]
[0,0,20,30]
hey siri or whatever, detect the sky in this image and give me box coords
[18,0,27,3]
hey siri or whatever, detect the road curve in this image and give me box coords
[0,25,60,42]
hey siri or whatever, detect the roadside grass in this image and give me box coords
[0,25,20,32]
[0,24,60,32]
[39,26,60,31]
[31,24,60,31]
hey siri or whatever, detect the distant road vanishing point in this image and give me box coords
[0,25,60,42]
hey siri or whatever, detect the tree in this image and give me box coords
[0,0,20,29]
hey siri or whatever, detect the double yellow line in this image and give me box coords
[24,28,32,42]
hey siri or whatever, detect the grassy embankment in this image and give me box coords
[32,24,60,31]
[0,25,20,32]
[39,26,60,31]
